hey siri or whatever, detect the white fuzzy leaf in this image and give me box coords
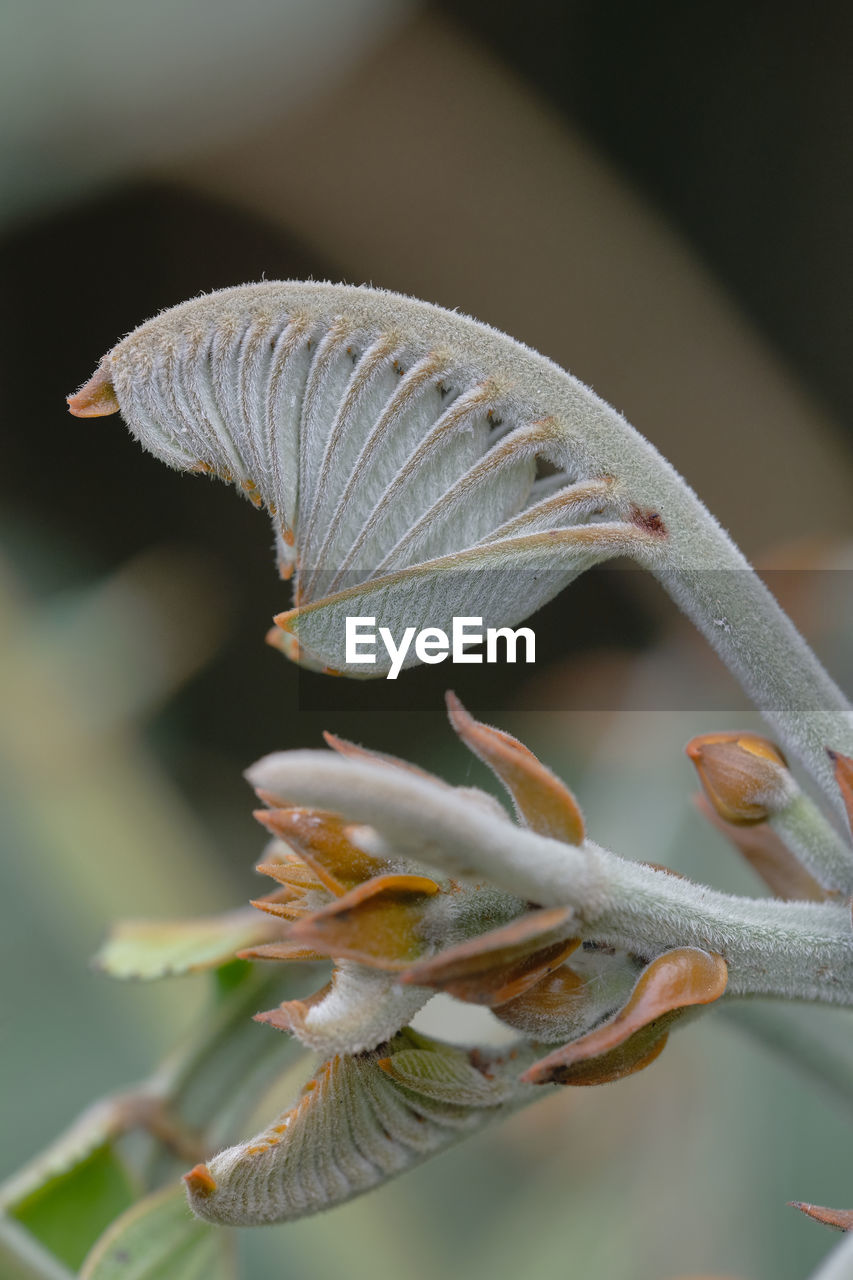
[185,1032,527,1226]
[69,282,661,678]
[70,281,853,808]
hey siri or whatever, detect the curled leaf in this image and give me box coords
[523,947,728,1085]
[184,1031,520,1226]
[273,524,659,676]
[445,692,584,843]
[399,907,580,1005]
[71,282,670,676]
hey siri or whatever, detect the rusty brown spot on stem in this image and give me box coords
[629,504,668,537]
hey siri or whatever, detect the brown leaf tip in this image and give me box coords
[789,1201,853,1232]
[184,1163,217,1196]
[67,366,120,418]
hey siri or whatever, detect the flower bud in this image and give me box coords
[685,732,796,825]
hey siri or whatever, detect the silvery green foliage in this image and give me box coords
[186,1030,528,1227]
[73,281,852,808]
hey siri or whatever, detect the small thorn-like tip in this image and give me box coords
[184,1163,217,1196]
[67,367,120,418]
[273,609,296,633]
[788,1201,853,1231]
[826,748,838,762]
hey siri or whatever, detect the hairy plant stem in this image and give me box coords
[653,555,853,829]
[584,853,853,1003]
[772,795,853,895]
[250,752,853,1007]
[88,282,853,829]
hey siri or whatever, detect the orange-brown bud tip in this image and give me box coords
[253,808,279,830]
[788,1201,853,1231]
[685,732,793,825]
[273,609,296,633]
[183,1163,217,1196]
[67,367,120,418]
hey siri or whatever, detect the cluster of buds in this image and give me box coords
[175,695,736,1225]
[92,698,853,1229]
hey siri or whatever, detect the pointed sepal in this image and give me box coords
[445,692,584,843]
[400,906,579,1005]
[523,947,728,1085]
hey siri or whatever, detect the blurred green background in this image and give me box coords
[2,2,853,1277]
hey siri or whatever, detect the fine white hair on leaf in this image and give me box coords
[70,281,853,809]
[185,1032,532,1227]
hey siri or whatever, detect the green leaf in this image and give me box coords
[93,910,275,980]
[80,1183,234,1280]
[8,1145,137,1273]
[381,1047,512,1107]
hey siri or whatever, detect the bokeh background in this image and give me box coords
[2,2,853,1277]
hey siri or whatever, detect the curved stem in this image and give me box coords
[654,554,853,821]
[773,795,853,895]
